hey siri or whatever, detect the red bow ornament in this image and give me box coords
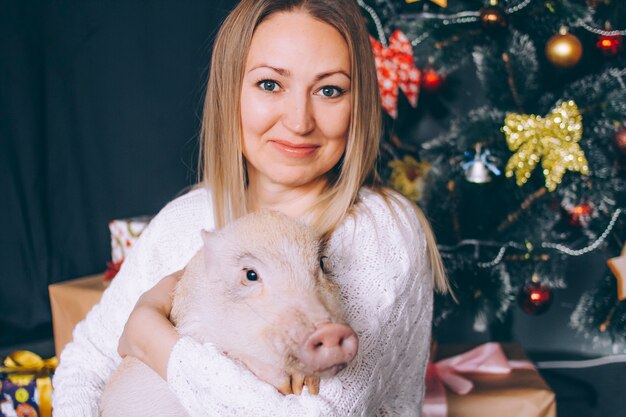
[370,30,421,119]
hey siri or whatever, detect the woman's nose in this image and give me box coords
[282,91,315,135]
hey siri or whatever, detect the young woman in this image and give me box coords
[52,0,448,415]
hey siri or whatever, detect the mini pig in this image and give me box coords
[100,210,358,417]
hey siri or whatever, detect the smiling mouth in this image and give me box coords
[270,140,320,158]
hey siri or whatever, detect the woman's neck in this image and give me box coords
[246,178,326,219]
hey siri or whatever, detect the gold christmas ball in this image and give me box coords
[545,32,583,68]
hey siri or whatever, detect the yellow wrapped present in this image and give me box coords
[0,351,57,417]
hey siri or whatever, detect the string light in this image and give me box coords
[577,13,626,37]
[358,0,534,48]
[356,0,388,47]
[439,209,624,268]
[542,209,623,256]
[359,0,626,50]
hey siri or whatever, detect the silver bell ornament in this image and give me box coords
[463,143,501,184]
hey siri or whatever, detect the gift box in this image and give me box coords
[0,351,57,417]
[48,274,105,356]
[49,217,150,355]
[426,343,556,417]
[108,216,151,264]
[105,216,151,281]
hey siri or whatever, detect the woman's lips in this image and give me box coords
[269,140,319,158]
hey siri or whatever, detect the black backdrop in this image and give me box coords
[1,0,238,348]
[0,0,610,357]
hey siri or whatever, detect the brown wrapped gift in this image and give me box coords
[434,343,556,417]
[48,274,105,356]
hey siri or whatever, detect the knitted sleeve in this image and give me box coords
[51,189,210,417]
[166,190,434,416]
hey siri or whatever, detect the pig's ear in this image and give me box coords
[200,229,217,270]
[200,229,216,249]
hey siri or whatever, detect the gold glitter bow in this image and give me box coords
[502,100,589,192]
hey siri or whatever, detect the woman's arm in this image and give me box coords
[51,246,159,417]
[51,189,209,417]
[117,272,182,379]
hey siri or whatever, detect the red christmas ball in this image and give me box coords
[597,34,622,56]
[615,127,626,154]
[568,202,593,227]
[421,68,444,93]
[518,280,553,315]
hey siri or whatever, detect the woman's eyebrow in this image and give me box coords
[247,65,350,80]
[248,65,290,75]
[315,70,351,81]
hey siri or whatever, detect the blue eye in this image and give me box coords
[259,80,279,92]
[319,86,344,98]
[246,269,258,281]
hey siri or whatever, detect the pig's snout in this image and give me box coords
[299,323,358,376]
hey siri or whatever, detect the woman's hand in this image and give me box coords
[118,271,183,380]
[242,360,320,396]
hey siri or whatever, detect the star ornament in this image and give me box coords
[608,245,626,301]
[502,100,590,192]
[406,0,448,8]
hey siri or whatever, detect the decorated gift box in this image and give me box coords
[49,274,106,356]
[424,342,556,417]
[49,216,152,356]
[105,216,151,281]
[0,351,57,417]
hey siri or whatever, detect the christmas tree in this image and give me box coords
[359,0,626,348]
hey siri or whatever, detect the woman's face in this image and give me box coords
[240,10,351,191]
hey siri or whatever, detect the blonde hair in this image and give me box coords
[198,0,449,293]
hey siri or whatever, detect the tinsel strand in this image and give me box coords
[505,0,532,14]
[576,6,626,37]
[357,0,388,47]
[439,239,527,252]
[478,246,509,268]
[442,209,624,267]
[401,0,533,45]
[411,33,431,47]
[578,21,626,36]
[398,0,532,25]
[542,209,623,256]
[416,11,479,21]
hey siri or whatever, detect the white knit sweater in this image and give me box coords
[52,187,433,416]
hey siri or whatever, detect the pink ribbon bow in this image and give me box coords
[370,30,421,119]
[423,342,535,417]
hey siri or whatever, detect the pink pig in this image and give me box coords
[100,210,358,416]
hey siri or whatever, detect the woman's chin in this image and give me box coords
[262,172,327,190]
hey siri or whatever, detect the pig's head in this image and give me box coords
[173,210,358,386]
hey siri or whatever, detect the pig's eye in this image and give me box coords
[320,256,329,273]
[245,269,259,282]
